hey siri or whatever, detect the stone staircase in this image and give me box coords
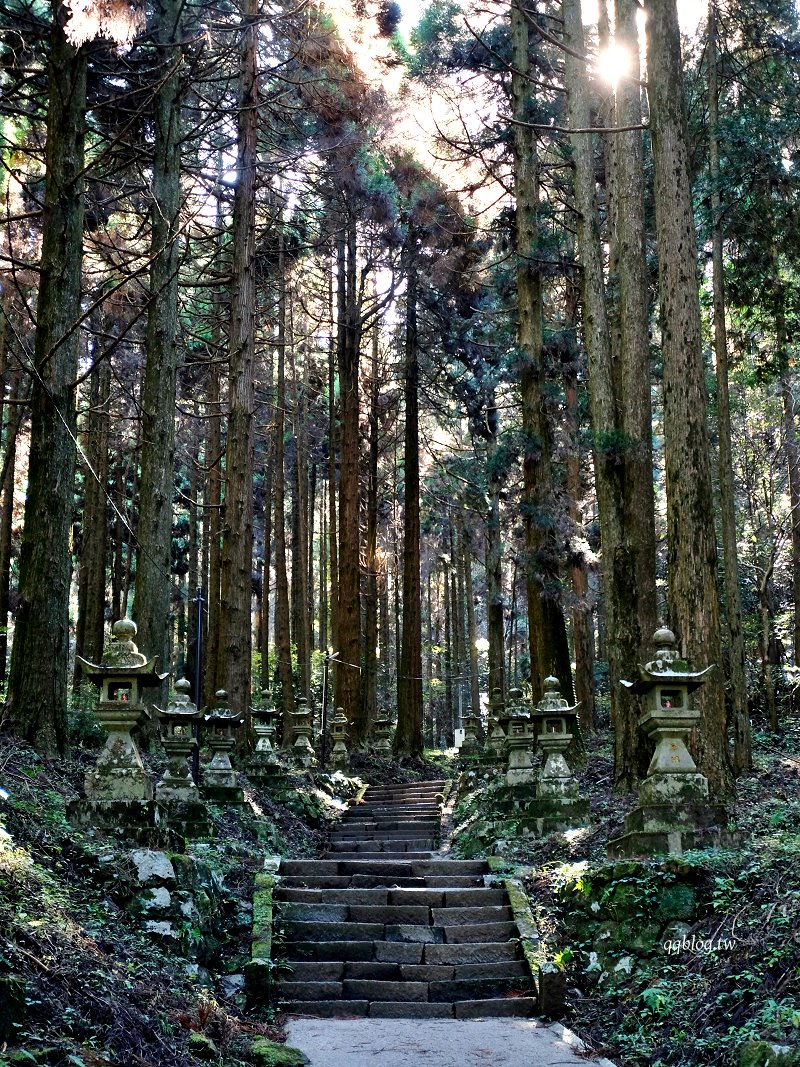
[273,779,537,1018]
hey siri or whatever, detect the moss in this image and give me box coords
[250,1038,310,1066]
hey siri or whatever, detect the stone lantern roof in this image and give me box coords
[621,627,714,695]
[77,618,168,690]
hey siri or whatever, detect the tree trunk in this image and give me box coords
[0,371,22,687]
[7,5,86,755]
[395,250,424,758]
[217,0,258,718]
[361,317,380,743]
[512,0,573,704]
[334,215,362,723]
[646,0,732,796]
[485,397,505,697]
[708,0,751,774]
[461,518,481,720]
[273,236,295,733]
[133,0,183,687]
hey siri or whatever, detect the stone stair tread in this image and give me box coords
[275,888,390,905]
[429,977,530,1002]
[329,852,436,860]
[431,905,513,925]
[348,905,431,924]
[279,876,353,889]
[277,981,343,999]
[454,997,537,1019]
[342,979,429,1002]
[444,889,507,907]
[454,961,529,979]
[423,942,522,965]
[442,921,518,943]
[281,1000,370,1017]
[369,1002,453,1019]
[387,888,445,906]
[343,961,400,979]
[284,921,385,942]
[282,941,376,962]
[423,876,485,888]
[374,941,424,963]
[280,961,343,981]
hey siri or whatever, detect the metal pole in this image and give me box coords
[192,587,205,784]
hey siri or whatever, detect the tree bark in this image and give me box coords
[512,0,573,704]
[395,250,424,758]
[7,4,86,755]
[334,215,362,723]
[361,316,380,743]
[708,0,751,774]
[133,0,183,687]
[217,0,258,718]
[646,0,732,796]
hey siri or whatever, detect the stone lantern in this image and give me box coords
[372,710,393,758]
[485,688,507,761]
[288,696,317,770]
[531,677,580,800]
[608,627,743,858]
[505,687,536,786]
[460,707,480,755]
[155,678,210,836]
[329,707,350,771]
[71,619,168,829]
[248,690,281,783]
[202,690,244,803]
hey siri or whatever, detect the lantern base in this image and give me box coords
[157,798,212,838]
[607,824,744,859]
[67,798,182,848]
[201,782,245,805]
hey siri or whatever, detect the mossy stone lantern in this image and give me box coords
[76,618,168,805]
[608,627,743,858]
[372,710,393,758]
[531,677,580,799]
[505,687,536,787]
[329,707,350,771]
[486,687,507,761]
[249,690,280,782]
[289,696,317,770]
[460,707,480,756]
[155,678,201,804]
[202,690,244,803]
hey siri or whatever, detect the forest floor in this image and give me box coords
[1,715,798,1067]
[452,719,800,1067]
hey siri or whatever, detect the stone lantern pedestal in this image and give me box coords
[329,707,350,771]
[202,691,245,804]
[69,619,168,839]
[371,711,393,759]
[608,628,743,858]
[155,678,210,837]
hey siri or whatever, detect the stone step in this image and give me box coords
[431,906,514,926]
[275,886,501,906]
[327,852,436,861]
[332,821,441,833]
[423,942,523,965]
[440,921,518,944]
[327,839,438,852]
[279,998,538,1020]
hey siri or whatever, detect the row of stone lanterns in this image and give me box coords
[458,627,742,857]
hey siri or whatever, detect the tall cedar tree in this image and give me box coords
[7,2,87,754]
[646,0,733,795]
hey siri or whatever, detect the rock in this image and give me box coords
[141,886,171,912]
[129,849,176,887]
[250,1038,310,1066]
[144,919,180,942]
[187,1032,218,1061]
[738,1041,800,1067]
[220,973,245,998]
